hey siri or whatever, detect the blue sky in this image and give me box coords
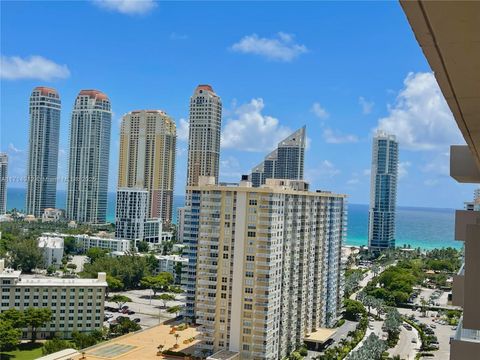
[0,0,474,208]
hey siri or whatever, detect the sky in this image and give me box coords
[0,0,475,209]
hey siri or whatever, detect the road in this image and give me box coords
[388,322,420,360]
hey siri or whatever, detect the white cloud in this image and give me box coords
[311,102,329,119]
[363,169,371,177]
[92,0,156,15]
[231,32,308,62]
[177,118,189,142]
[306,160,340,182]
[359,96,374,114]
[398,161,411,179]
[8,143,23,153]
[376,72,463,151]
[220,156,243,180]
[0,56,70,81]
[221,98,291,152]
[323,128,359,144]
[421,152,450,177]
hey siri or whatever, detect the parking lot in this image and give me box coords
[105,289,186,329]
[398,307,456,359]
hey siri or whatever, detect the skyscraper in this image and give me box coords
[0,153,7,215]
[25,87,61,218]
[181,85,222,306]
[66,90,111,224]
[190,177,346,358]
[250,126,306,187]
[186,85,222,187]
[118,110,176,222]
[368,131,399,250]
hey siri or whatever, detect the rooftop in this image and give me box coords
[304,328,337,344]
[69,323,201,360]
[38,236,64,249]
[78,89,109,101]
[33,86,59,97]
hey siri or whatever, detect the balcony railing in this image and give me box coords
[455,317,480,343]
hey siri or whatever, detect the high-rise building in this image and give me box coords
[115,188,148,241]
[368,131,399,250]
[186,85,222,187]
[177,206,186,242]
[26,87,61,218]
[0,153,7,215]
[189,177,346,358]
[118,110,176,222]
[66,90,111,224]
[249,127,306,187]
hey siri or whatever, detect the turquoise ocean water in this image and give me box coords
[6,188,460,250]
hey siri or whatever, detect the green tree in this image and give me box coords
[72,331,99,349]
[110,294,132,309]
[158,293,176,308]
[343,299,366,321]
[24,307,52,342]
[106,275,124,297]
[64,236,78,254]
[382,308,402,346]
[167,305,182,318]
[46,265,57,275]
[81,254,151,289]
[86,247,108,263]
[42,337,72,355]
[0,321,21,351]
[136,241,150,253]
[141,272,174,296]
[67,263,77,270]
[7,239,44,272]
[0,308,26,327]
[110,317,141,336]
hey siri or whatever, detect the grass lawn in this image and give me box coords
[0,342,44,360]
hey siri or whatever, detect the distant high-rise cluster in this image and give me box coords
[250,126,306,187]
[66,90,112,224]
[26,87,61,218]
[117,110,176,222]
[0,153,7,215]
[368,131,399,250]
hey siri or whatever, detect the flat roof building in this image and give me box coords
[0,259,107,339]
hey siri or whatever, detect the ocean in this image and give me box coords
[5,188,460,250]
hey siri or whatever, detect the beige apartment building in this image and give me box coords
[0,259,107,339]
[186,85,222,187]
[118,110,176,222]
[189,177,346,359]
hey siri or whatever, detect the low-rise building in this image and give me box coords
[42,208,64,222]
[42,233,130,253]
[0,259,107,339]
[37,236,64,267]
[155,254,188,283]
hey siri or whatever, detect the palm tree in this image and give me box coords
[174,333,180,345]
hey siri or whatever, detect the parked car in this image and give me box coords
[430,324,436,328]
[404,324,413,331]
[121,305,129,310]
[133,318,141,323]
[127,310,135,315]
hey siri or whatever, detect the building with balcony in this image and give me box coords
[183,176,346,359]
[400,2,480,359]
